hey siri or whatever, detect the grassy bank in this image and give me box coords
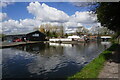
[68,43,118,79]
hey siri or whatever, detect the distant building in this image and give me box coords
[3,30,46,42]
[89,35,97,40]
[67,35,82,41]
[26,30,46,41]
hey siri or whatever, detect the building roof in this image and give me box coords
[26,30,45,35]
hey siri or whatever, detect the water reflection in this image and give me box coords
[2,42,111,79]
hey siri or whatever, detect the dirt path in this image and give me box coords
[98,45,120,79]
[99,61,119,78]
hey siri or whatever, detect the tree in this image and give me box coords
[65,33,68,37]
[59,25,64,37]
[98,27,114,35]
[96,2,120,32]
[39,25,45,33]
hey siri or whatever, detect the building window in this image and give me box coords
[32,34,39,37]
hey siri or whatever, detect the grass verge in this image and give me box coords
[68,43,118,80]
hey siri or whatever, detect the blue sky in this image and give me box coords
[2,2,92,20]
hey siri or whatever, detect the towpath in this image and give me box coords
[98,44,120,79]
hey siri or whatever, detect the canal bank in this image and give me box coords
[68,43,119,79]
[0,40,90,48]
[0,41,49,48]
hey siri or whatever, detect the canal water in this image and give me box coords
[2,42,111,79]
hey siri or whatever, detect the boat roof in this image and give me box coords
[68,35,80,38]
[101,36,112,38]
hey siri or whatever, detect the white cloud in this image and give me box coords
[20,19,41,28]
[41,22,62,26]
[0,13,8,33]
[72,2,97,7]
[27,2,69,22]
[0,12,7,21]
[2,19,22,34]
[2,19,42,34]
[70,11,97,23]
[64,22,83,27]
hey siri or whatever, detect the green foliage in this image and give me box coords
[68,44,118,79]
[46,31,51,36]
[110,32,120,44]
[65,33,68,37]
[96,2,120,32]
[112,32,120,39]
[45,31,58,38]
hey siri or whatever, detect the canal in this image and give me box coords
[2,41,111,79]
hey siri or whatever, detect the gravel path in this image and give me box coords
[99,61,119,78]
[98,45,120,79]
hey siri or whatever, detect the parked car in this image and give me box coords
[13,38,22,42]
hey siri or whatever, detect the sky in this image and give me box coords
[2,2,93,20]
[0,2,101,34]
